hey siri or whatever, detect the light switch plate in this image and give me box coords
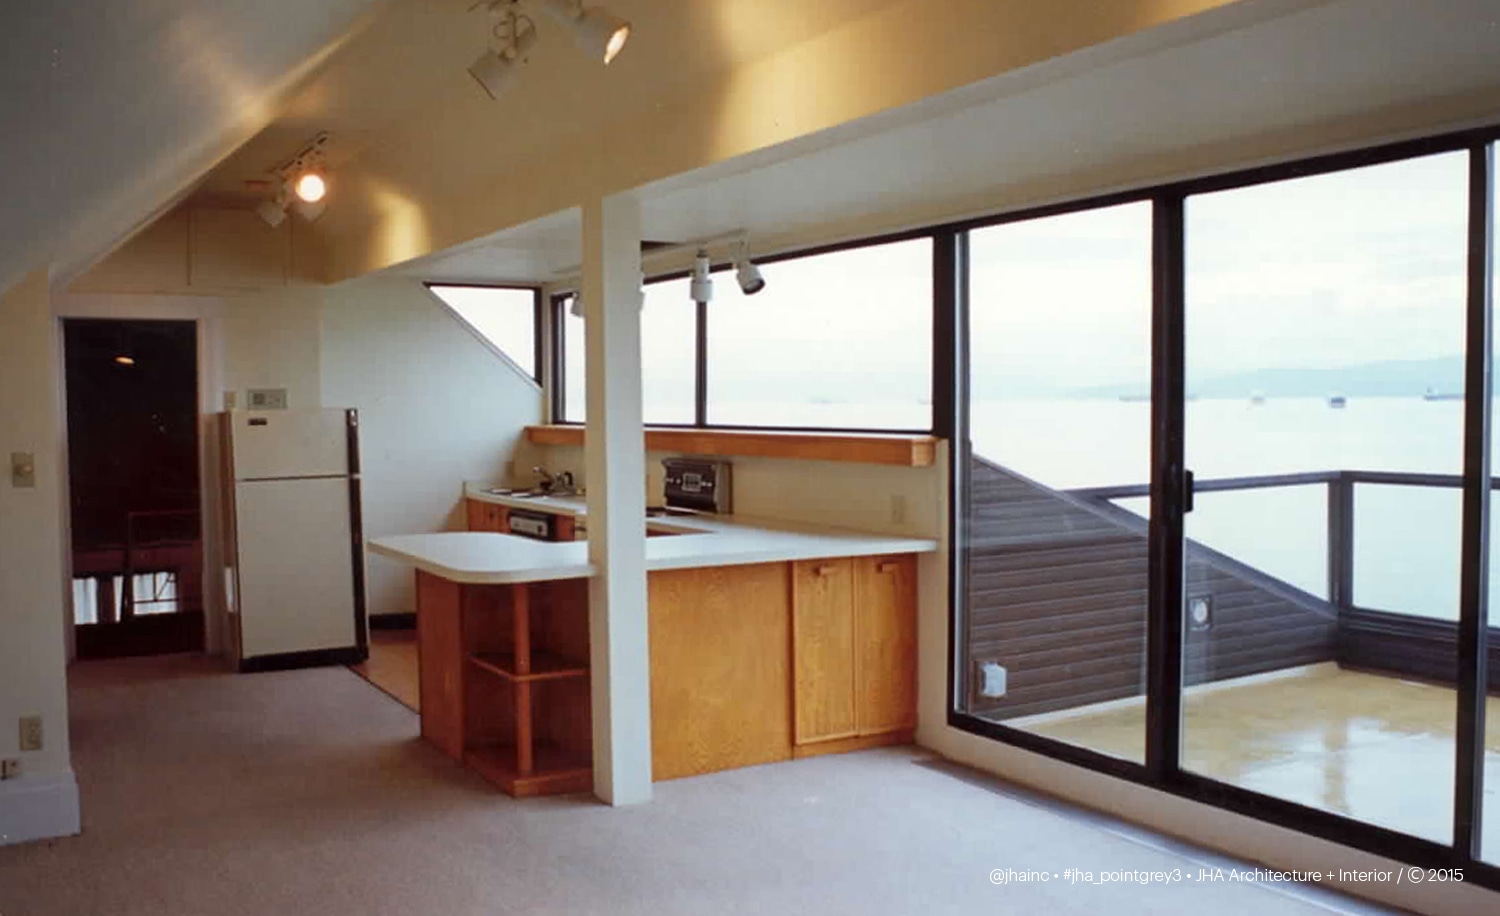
[10,452,35,488]
[246,388,288,410]
[19,715,42,752]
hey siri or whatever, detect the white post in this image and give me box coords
[581,193,652,805]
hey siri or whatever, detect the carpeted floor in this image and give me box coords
[0,654,1403,915]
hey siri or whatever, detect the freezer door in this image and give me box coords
[235,476,358,659]
[230,408,351,480]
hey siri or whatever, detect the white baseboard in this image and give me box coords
[0,770,80,846]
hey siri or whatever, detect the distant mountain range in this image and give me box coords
[1073,355,1469,400]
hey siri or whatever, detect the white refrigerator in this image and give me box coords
[220,408,367,671]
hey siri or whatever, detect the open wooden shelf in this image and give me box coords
[465,745,593,798]
[468,650,588,683]
[525,425,938,467]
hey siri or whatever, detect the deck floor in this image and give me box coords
[1000,664,1500,845]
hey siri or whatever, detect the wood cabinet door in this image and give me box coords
[649,564,792,780]
[466,499,489,531]
[465,500,510,533]
[793,558,857,744]
[853,554,918,735]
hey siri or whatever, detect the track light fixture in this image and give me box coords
[257,132,332,226]
[468,2,539,100]
[733,244,766,296]
[689,250,714,304]
[540,0,630,64]
[468,0,630,99]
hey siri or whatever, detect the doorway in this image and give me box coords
[64,318,204,659]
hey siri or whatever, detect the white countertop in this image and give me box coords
[369,488,937,585]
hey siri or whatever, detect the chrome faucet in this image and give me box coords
[533,466,556,492]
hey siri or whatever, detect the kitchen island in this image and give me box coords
[369,503,936,796]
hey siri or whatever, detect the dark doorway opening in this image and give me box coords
[64,319,203,659]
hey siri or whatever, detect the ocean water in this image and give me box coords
[972,396,1483,621]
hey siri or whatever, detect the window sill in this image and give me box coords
[525,425,939,467]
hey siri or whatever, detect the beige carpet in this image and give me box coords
[0,654,1398,915]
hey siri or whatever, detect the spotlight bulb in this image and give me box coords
[114,355,136,367]
[294,172,326,203]
[735,258,765,296]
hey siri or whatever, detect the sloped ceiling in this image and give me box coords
[397,0,1500,285]
[0,0,387,297]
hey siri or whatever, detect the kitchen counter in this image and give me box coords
[378,485,932,797]
[369,487,937,584]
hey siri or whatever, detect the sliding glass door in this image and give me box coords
[960,201,1153,763]
[1179,153,1470,842]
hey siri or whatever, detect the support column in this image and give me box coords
[581,194,652,806]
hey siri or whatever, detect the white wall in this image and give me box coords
[0,269,79,845]
[320,277,544,616]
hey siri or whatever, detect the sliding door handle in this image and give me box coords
[1183,469,1195,514]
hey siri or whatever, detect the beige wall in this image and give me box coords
[70,205,327,297]
[319,277,544,616]
[0,269,78,842]
[221,285,324,411]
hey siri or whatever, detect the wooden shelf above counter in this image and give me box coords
[524,425,938,467]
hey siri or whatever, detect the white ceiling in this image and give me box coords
[0,0,386,295]
[393,0,1500,286]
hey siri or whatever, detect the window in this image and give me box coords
[428,284,540,380]
[706,238,933,430]
[962,201,1153,763]
[554,238,934,431]
[641,277,696,425]
[560,295,586,422]
[951,134,1500,885]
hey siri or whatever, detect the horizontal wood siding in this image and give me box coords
[966,457,1337,719]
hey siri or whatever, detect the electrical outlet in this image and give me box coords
[19,715,42,752]
[977,661,1008,698]
[1,758,19,779]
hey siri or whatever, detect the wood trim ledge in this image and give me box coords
[525,425,938,467]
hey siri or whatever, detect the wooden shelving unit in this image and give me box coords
[416,571,593,797]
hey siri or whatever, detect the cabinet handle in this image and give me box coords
[814,565,836,577]
[876,561,899,574]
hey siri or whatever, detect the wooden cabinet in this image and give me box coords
[466,499,575,540]
[792,553,917,755]
[416,570,592,797]
[648,563,792,780]
[466,499,509,533]
[852,554,918,735]
[792,559,858,744]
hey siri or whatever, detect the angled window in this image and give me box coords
[427,284,541,381]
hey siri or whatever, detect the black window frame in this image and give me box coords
[424,282,545,385]
[945,123,1500,889]
[543,120,1500,890]
[550,233,943,434]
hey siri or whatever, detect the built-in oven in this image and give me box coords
[506,508,556,541]
[662,457,732,514]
